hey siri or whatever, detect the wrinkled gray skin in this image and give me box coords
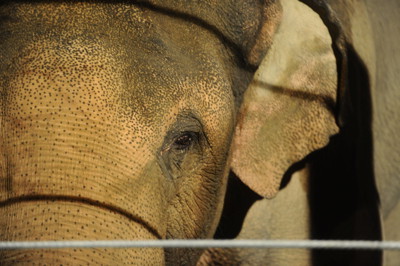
[0,0,399,265]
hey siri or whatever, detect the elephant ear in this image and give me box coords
[231,0,340,198]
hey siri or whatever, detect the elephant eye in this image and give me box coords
[158,117,208,181]
[172,132,198,151]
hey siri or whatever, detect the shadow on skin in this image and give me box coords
[256,80,337,117]
[307,44,382,266]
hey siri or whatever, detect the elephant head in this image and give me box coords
[0,0,341,264]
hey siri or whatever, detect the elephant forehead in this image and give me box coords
[1,0,234,130]
[5,38,148,142]
[4,39,232,146]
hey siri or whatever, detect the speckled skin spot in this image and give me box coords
[0,0,282,265]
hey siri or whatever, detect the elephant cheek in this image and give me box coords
[0,201,165,265]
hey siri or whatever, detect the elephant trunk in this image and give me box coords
[0,200,164,265]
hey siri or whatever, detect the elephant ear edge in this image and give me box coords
[231,0,343,198]
[244,0,283,67]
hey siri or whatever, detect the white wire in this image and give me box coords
[0,240,399,250]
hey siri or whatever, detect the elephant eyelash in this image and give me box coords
[159,131,200,156]
[171,131,199,151]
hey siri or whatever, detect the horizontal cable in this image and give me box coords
[0,240,399,250]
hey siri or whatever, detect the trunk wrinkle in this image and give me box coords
[0,194,162,240]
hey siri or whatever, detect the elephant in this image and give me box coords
[0,0,399,265]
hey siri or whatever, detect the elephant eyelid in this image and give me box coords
[160,130,201,154]
[161,112,207,151]
[171,131,199,151]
